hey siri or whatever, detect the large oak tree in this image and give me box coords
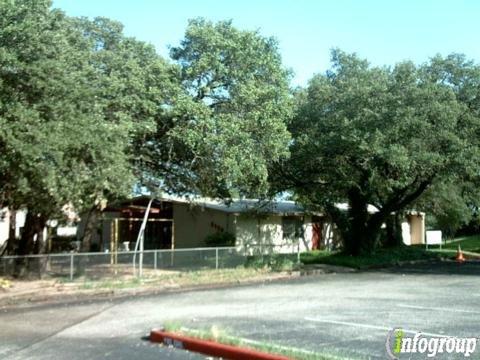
[275,50,480,255]
[141,19,293,198]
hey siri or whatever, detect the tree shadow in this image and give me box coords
[373,260,480,276]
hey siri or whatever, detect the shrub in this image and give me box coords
[244,254,298,271]
[204,232,236,247]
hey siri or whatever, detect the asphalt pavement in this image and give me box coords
[1,260,479,359]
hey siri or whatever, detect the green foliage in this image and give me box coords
[204,231,236,247]
[0,0,135,218]
[154,18,293,198]
[5,0,480,263]
[0,7,293,256]
[244,254,298,271]
[418,182,477,238]
[274,49,480,254]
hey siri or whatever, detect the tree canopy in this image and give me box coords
[2,1,480,258]
[0,3,293,255]
[274,50,480,254]
[0,1,134,216]
[141,18,293,198]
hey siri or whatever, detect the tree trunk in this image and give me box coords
[15,210,47,277]
[33,223,48,278]
[333,189,387,256]
[81,206,100,252]
[17,211,37,256]
[343,189,372,255]
[33,225,46,254]
[77,206,101,278]
[384,212,404,248]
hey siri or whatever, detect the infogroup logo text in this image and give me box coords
[386,328,478,359]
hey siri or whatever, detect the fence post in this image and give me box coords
[69,253,74,281]
[297,238,301,264]
[154,250,157,270]
[215,248,219,270]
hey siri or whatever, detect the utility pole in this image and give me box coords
[133,198,153,277]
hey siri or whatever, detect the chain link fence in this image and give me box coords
[0,247,247,280]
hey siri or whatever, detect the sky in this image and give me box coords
[52,0,480,86]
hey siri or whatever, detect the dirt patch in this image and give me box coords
[0,268,298,309]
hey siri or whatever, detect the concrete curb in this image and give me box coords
[150,328,291,360]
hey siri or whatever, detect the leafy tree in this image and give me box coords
[415,181,480,238]
[0,8,294,261]
[70,17,179,251]
[142,19,293,198]
[275,50,480,255]
[0,1,134,259]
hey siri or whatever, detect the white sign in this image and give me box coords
[426,230,442,245]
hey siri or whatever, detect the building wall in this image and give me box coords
[85,204,232,251]
[401,221,411,245]
[409,214,425,245]
[0,208,9,246]
[76,211,115,251]
[0,208,28,246]
[173,203,232,248]
[235,214,314,254]
[402,214,425,245]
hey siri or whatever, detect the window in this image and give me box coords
[282,217,303,241]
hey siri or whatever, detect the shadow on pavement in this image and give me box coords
[376,260,480,276]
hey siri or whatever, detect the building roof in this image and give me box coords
[160,195,307,216]
[195,199,306,215]
[114,195,424,217]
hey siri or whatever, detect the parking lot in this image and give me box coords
[1,261,479,359]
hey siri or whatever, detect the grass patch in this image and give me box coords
[444,234,480,253]
[428,248,480,259]
[162,323,360,360]
[78,267,273,290]
[300,246,443,269]
[80,277,143,290]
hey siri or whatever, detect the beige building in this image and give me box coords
[401,211,426,245]
[0,209,30,248]
[81,197,317,253]
[0,207,77,254]
[77,196,426,254]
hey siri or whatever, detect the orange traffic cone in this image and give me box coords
[456,245,466,263]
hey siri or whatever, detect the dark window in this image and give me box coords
[282,217,303,240]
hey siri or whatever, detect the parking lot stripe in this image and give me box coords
[397,304,480,314]
[304,317,453,338]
